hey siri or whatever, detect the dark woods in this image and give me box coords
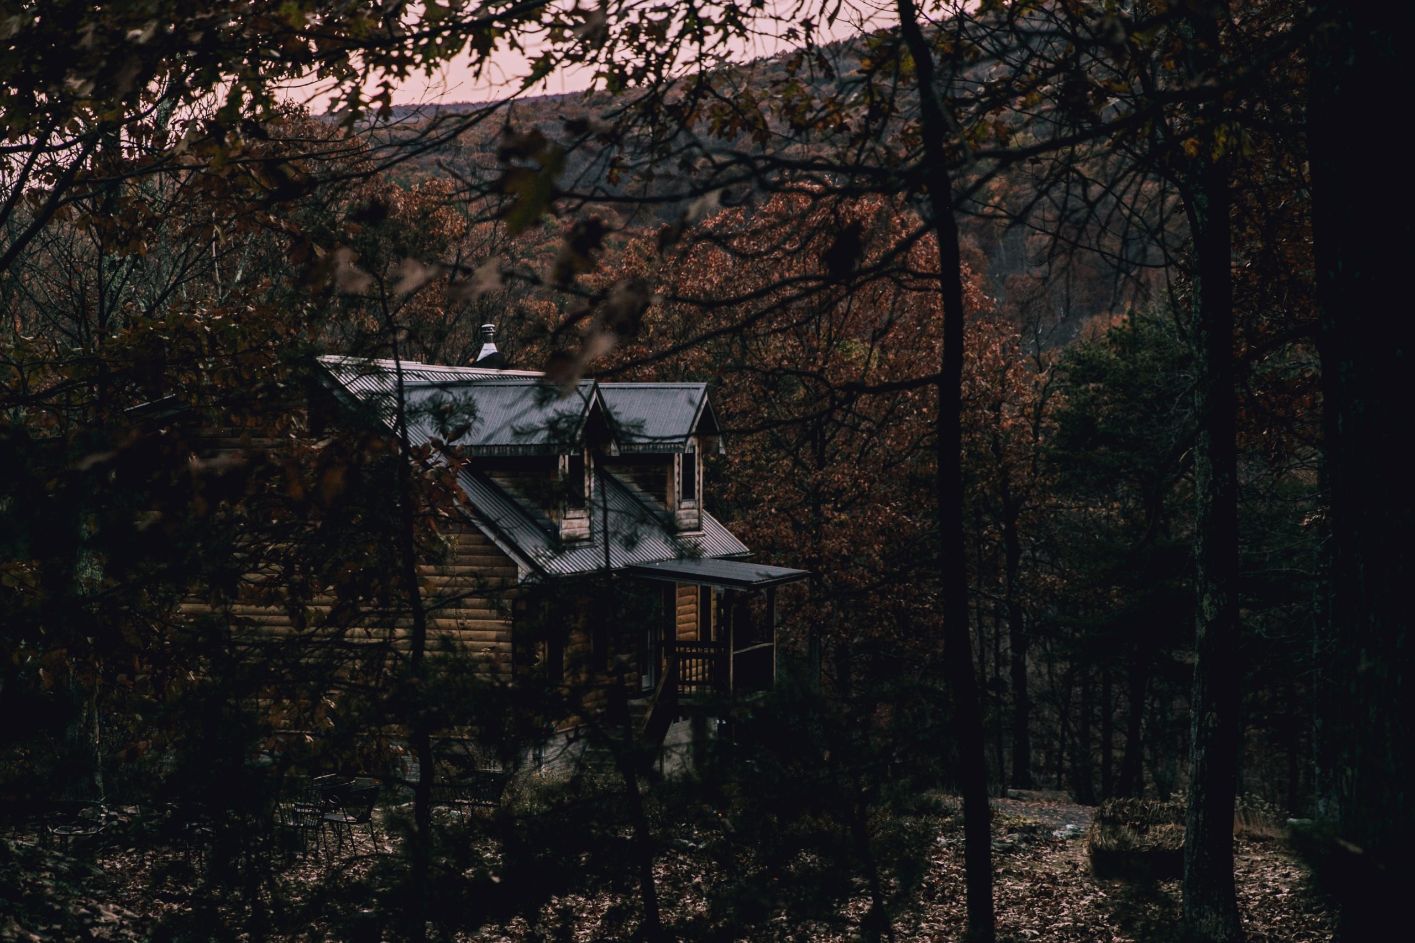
[0,2,1405,942]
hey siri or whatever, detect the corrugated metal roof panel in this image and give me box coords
[402,380,596,454]
[458,467,747,578]
[624,558,810,588]
[598,384,708,453]
[319,354,541,384]
[318,356,597,455]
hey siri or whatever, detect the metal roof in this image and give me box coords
[317,354,753,579]
[320,356,719,455]
[318,356,598,455]
[458,467,748,578]
[401,380,598,455]
[623,558,811,589]
[598,384,719,453]
[318,354,541,384]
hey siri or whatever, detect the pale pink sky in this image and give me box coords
[282,1,897,111]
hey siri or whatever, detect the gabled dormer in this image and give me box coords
[555,396,616,541]
[675,437,701,531]
[558,448,590,539]
[598,383,722,533]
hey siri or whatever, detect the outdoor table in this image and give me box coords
[41,801,108,850]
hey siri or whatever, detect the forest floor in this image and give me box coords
[898,790,1335,943]
[1,792,1336,942]
[628,789,1334,943]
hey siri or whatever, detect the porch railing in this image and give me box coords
[672,642,725,695]
[668,641,777,696]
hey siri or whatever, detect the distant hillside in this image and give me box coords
[383,88,596,123]
[364,32,1138,341]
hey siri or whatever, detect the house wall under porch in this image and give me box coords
[518,714,722,782]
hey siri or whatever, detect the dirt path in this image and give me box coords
[995,789,1094,833]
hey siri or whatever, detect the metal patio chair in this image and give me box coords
[320,777,380,853]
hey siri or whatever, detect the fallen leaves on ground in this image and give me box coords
[1,794,1335,941]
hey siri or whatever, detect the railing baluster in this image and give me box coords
[674,642,725,694]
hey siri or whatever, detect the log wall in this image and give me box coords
[179,519,519,681]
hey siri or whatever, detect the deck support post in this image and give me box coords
[766,586,778,685]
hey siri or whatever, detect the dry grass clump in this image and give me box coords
[1087,798,1186,880]
[1233,794,1285,840]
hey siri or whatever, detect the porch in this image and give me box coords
[625,558,810,708]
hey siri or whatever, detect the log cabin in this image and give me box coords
[184,326,809,766]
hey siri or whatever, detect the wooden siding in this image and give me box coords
[675,583,699,642]
[421,522,517,667]
[180,520,518,681]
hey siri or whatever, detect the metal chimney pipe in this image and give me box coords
[474,323,502,366]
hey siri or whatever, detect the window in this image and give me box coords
[516,597,564,683]
[674,443,703,532]
[558,451,592,541]
[565,451,587,510]
[680,446,697,503]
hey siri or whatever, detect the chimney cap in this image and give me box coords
[475,323,504,367]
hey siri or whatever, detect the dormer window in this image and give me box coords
[565,450,588,510]
[559,449,592,541]
[681,444,697,502]
[677,442,700,508]
[674,441,702,532]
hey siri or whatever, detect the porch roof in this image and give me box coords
[624,558,810,589]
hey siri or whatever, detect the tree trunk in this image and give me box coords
[1055,672,1072,792]
[1180,10,1244,941]
[610,682,664,942]
[1308,4,1414,938]
[1101,668,1114,799]
[389,342,435,943]
[1117,649,1148,798]
[602,453,664,942]
[897,2,995,938]
[1072,667,1095,805]
[1002,490,1031,789]
[992,598,1007,790]
[1283,678,1301,817]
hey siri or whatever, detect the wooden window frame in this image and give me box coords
[678,443,699,508]
[561,450,591,512]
